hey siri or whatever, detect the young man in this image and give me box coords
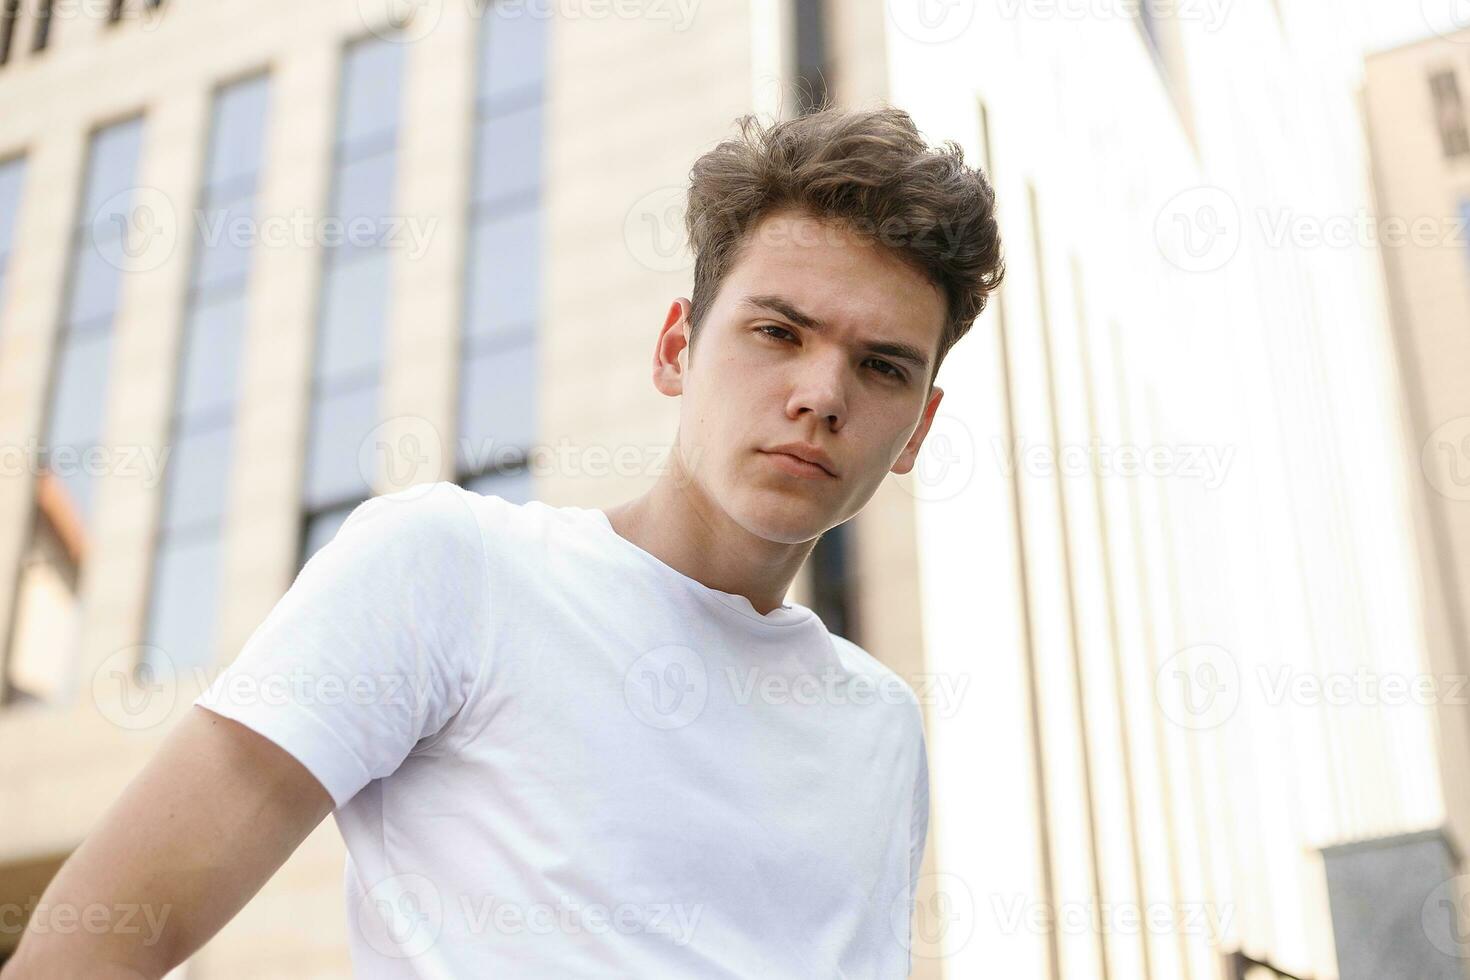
[4,104,1003,978]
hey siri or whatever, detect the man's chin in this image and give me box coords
[725,490,835,545]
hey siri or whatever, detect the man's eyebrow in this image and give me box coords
[739,294,932,371]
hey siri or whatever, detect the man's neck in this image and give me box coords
[601,457,817,616]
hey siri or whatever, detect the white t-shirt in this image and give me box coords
[194,480,930,978]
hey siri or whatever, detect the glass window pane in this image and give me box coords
[177,291,246,423]
[478,5,549,103]
[457,340,535,467]
[45,333,114,527]
[339,39,405,148]
[472,101,542,206]
[144,529,222,673]
[464,207,540,339]
[80,186,140,248]
[304,381,379,510]
[46,328,112,456]
[327,148,397,259]
[331,147,395,217]
[191,196,255,291]
[0,155,25,256]
[0,158,17,327]
[461,464,533,504]
[64,234,124,327]
[161,421,235,533]
[206,74,270,189]
[301,501,357,567]
[80,117,144,222]
[316,250,389,384]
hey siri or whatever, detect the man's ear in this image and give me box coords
[891,385,944,475]
[652,298,692,397]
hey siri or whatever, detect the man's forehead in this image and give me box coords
[723,234,945,326]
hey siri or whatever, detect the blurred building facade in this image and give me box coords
[0,1,1465,978]
[1356,27,1470,979]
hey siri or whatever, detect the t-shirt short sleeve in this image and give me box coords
[193,480,492,810]
[910,730,930,891]
[908,718,931,972]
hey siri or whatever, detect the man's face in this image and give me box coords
[654,208,948,544]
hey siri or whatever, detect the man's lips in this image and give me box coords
[761,441,839,477]
[759,450,837,479]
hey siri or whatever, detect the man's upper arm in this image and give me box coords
[4,704,334,977]
[6,480,494,976]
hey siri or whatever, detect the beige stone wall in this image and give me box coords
[0,1,871,974]
[1365,29,1470,883]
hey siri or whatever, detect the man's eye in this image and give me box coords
[757,324,795,342]
[759,325,905,381]
[868,359,903,380]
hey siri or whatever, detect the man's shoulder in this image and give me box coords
[319,481,528,585]
[826,632,926,726]
[342,482,590,589]
[341,480,523,544]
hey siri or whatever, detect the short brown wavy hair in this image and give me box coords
[683,103,1005,390]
